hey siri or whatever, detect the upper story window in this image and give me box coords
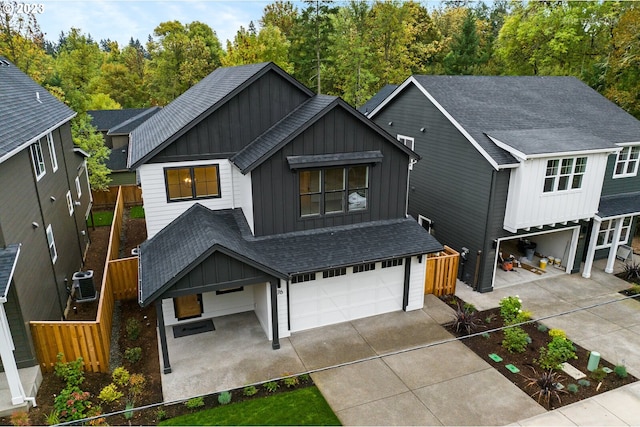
[66,191,74,216]
[596,217,632,249]
[543,157,587,193]
[613,146,640,178]
[46,224,57,263]
[165,165,220,202]
[47,133,58,172]
[75,176,82,198]
[30,141,46,181]
[397,135,416,170]
[299,165,369,217]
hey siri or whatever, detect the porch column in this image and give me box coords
[582,218,601,278]
[155,300,171,374]
[0,303,27,405]
[402,257,411,311]
[270,280,280,350]
[605,217,624,274]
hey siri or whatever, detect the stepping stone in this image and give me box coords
[561,362,586,380]
[488,353,503,362]
[505,364,520,373]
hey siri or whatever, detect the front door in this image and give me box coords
[174,294,202,320]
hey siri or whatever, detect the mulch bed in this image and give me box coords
[440,295,638,410]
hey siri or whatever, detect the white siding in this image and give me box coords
[406,256,426,311]
[139,159,236,238]
[253,283,271,340]
[232,166,255,234]
[161,288,255,327]
[277,279,290,338]
[504,153,610,232]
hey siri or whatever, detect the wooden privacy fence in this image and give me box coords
[30,187,139,373]
[92,185,142,210]
[424,245,459,296]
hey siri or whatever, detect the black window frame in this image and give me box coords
[164,165,222,203]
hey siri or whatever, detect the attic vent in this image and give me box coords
[0,59,10,66]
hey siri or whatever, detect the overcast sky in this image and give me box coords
[36,0,301,47]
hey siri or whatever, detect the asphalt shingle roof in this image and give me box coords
[88,108,153,132]
[597,191,640,218]
[108,107,161,135]
[411,76,640,167]
[0,244,20,300]
[358,84,397,115]
[139,205,443,305]
[0,58,75,163]
[129,63,276,168]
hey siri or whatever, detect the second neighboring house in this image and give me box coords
[128,62,443,373]
[368,75,640,293]
[0,57,92,406]
[88,107,160,186]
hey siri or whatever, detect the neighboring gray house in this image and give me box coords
[88,107,160,186]
[128,62,442,373]
[368,76,640,293]
[0,57,92,407]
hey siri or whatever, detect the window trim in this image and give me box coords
[164,164,222,203]
[397,135,416,170]
[66,191,74,216]
[46,224,57,264]
[543,156,587,193]
[47,133,58,172]
[612,145,640,179]
[595,217,632,250]
[75,176,82,198]
[30,141,46,181]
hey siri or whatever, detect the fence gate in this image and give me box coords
[424,245,459,296]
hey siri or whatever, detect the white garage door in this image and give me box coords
[289,265,404,332]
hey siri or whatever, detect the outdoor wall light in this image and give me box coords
[74,201,81,206]
[31,222,39,228]
[50,196,56,202]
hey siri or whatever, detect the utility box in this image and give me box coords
[72,270,97,302]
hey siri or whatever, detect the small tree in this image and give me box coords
[71,114,111,191]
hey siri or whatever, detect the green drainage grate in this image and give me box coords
[488,353,503,362]
[602,367,613,374]
[505,364,520,373]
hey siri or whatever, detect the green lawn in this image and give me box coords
[160,386,341,426]
[129,205,145,218]
[87,211,114,227]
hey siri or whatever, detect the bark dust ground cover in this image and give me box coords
[440,295,637,410]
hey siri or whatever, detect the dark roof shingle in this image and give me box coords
[88,108,152,132]
[358,84,397,115]
[0,244,20,300]
[597,191,640,218]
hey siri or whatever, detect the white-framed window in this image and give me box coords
[47,133,58,172]
[299,165,369,217]
[543,157,587,193]
[75,176,82,198]
[30,141,46,180]
[397,135,416,170]
[418,215,434,235]
[66,191,74,215]
[596,217,632,249]
[46,224,57,263]
[613,146,640,178]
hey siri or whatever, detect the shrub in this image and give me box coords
[628,284,640,295]
[548,328,567,340]
[463,302,477,312]
[590,367,607,382]
[537,324,549,332]
[128,373,146,400]
[283,376,299,388]
[184,397,204,409]
[86,406,106,426]
[10,411,29,426]
[485,313,496,324]
[499,296,523,325]
[482,332,490,339]
[54,353,84,388]
[298,373,311,383]
[566,383,579,394]
[523,369,566,407]
[578,379,591,387]
[264,381,279,393]
[124,400,135,420]
[614,365,628,379]
[45,410,60,426]
[156,408,167,421]
[54,387,92,421]
[515,310,533,323]
[243,385,258,396]
[218,391,232,405]
[448,302,484,335]
[502,326,529,353]
[536,336,577,370]
[622,262,640,282]
[126,318,141,341]
[112,366,130,388]
[98,383,123,403]
[124,347,142,364]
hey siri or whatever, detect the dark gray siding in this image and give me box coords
[600,153,640,196]
[251,105,410,236]
[170,251,269,294]
[152,70,310,162]
[373,85,496,289]
[1,283,36,369]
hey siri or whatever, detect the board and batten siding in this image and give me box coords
[503,154,610,232]
[372,84,495,286]
[139,159,241,238]
[251,105,410,236]
[601,148,640,196]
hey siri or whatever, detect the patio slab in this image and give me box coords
[540,309,622,341]
[557,399,626,426]
[335,391,443,426]
[422,294,456,324]
[592,383,640,425]
[579,328,640,378]
[584,295,640,328]
[517,410,578,426]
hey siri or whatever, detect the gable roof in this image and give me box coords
[371,75,640,169]
[0,58,76,164]
[138,204,443,306]
[106,144,129,171]
[358,84,398,115]
[0,244,20,302]
[128,62,314,169]
[597,191,640,219]
[88,108,151,131]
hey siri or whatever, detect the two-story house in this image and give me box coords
[368,76,640,293]
[0,57,92,407]
[128,62,442,373]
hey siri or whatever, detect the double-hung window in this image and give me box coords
[66,191,74,216]
[613,146,640,178]
[75,176,82,198]
[596,217,632,249]
[543,157,587,193]
[46,224,57,263]
[165,165,221,202]
[47,133,58,172]
[30,141,46,180]
[397,135,416,170]
[299,165,369,217]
